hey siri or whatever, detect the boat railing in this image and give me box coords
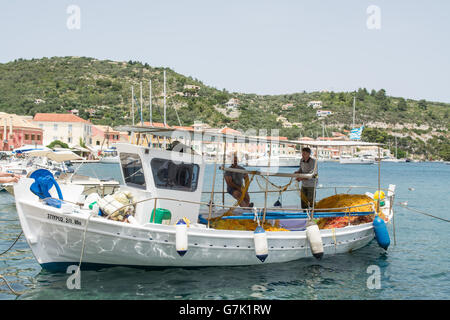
[41,194,378,223]
[202,185,392,195]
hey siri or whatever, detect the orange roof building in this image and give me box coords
[0,112,43,151]
[33,113,93,147]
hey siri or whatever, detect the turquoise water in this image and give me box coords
[0,162,449,300]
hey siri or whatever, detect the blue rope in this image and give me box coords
[222,211,375,220]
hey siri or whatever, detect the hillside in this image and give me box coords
[0,56,449,160]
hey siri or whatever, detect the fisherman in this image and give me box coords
[0,171,20,184]
[224,153,253,207]
[294,147,318,209]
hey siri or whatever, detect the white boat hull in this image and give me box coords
[339,158,374,165]
[247,157,301,167]
[15,197,389,270]
[99,156,120,164]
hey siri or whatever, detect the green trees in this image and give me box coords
[397,98,407,111]
[418,99,427,110]
[0,57,448,159]
[439,144,450,161]
[47,140,69,149]
[356,88,368,101]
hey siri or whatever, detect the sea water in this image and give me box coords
[0,162,448,300]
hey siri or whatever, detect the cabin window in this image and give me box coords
[120,153,146,189]
[150,158,199,192]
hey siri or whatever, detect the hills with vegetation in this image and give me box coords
[0,56,448,160]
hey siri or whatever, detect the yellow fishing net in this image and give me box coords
[315,194,384,229]
[212,219,289,232]
[210,189,386,231]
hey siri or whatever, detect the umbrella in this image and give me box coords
[25,149,83,162]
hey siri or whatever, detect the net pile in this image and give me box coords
[314,194,382,229]
[211,219,289,232]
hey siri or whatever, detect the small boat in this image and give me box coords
[99,148,120,164]
[339,154,375,165]
[99,156,120,164]
[2,149,117,196]
[14,126,394,271]
[246,155,301,167]
[381,156,406,163]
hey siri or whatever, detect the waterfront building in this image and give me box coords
[0,112,44,151]
[33,113,93,147]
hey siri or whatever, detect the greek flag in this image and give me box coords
[349,125,364,140]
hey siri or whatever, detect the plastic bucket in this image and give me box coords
[151,208,172,224]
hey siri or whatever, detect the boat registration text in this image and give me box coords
[47,213,82,226]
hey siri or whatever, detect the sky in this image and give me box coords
[1,0,449,102]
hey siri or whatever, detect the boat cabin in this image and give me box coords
[115,143,206,225]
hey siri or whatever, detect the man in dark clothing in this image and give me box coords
[224,153,253,207]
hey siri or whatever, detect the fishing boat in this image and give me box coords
[246,155,301,167]
[13,126,394,271]
[3,149,118,196]
[339,154,375,165]
[99,147,120,164]
[381,156,406,163]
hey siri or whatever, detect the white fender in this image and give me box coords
[306,220,324,259]
[175,219,188,256]
[253,226,268,262]
[127,215,139,225]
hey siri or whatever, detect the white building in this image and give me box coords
[33,113,93,147]
[308,101,323,109]
[225,98,240,109]
[316,110,333,117]
[183,84,201,90]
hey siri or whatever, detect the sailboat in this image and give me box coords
[381,137,406,163]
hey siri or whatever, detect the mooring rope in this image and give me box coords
[0,275,23,296]
[76,212,96,276]
[0,231,24,296]
[0,231,22,256]
[397,203,450,223]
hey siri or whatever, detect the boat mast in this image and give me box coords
[149,80,152,125]
[395,136,398,159]
[352,95,356,129]
[140,81,143,126]
[163,69,166,127]
[352,95,356,155]
[131,86,135,126]
[163,69,167,149]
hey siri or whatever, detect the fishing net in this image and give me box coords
[254,175,313,207]
[314,194,385,229]
[212,219,289,232]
